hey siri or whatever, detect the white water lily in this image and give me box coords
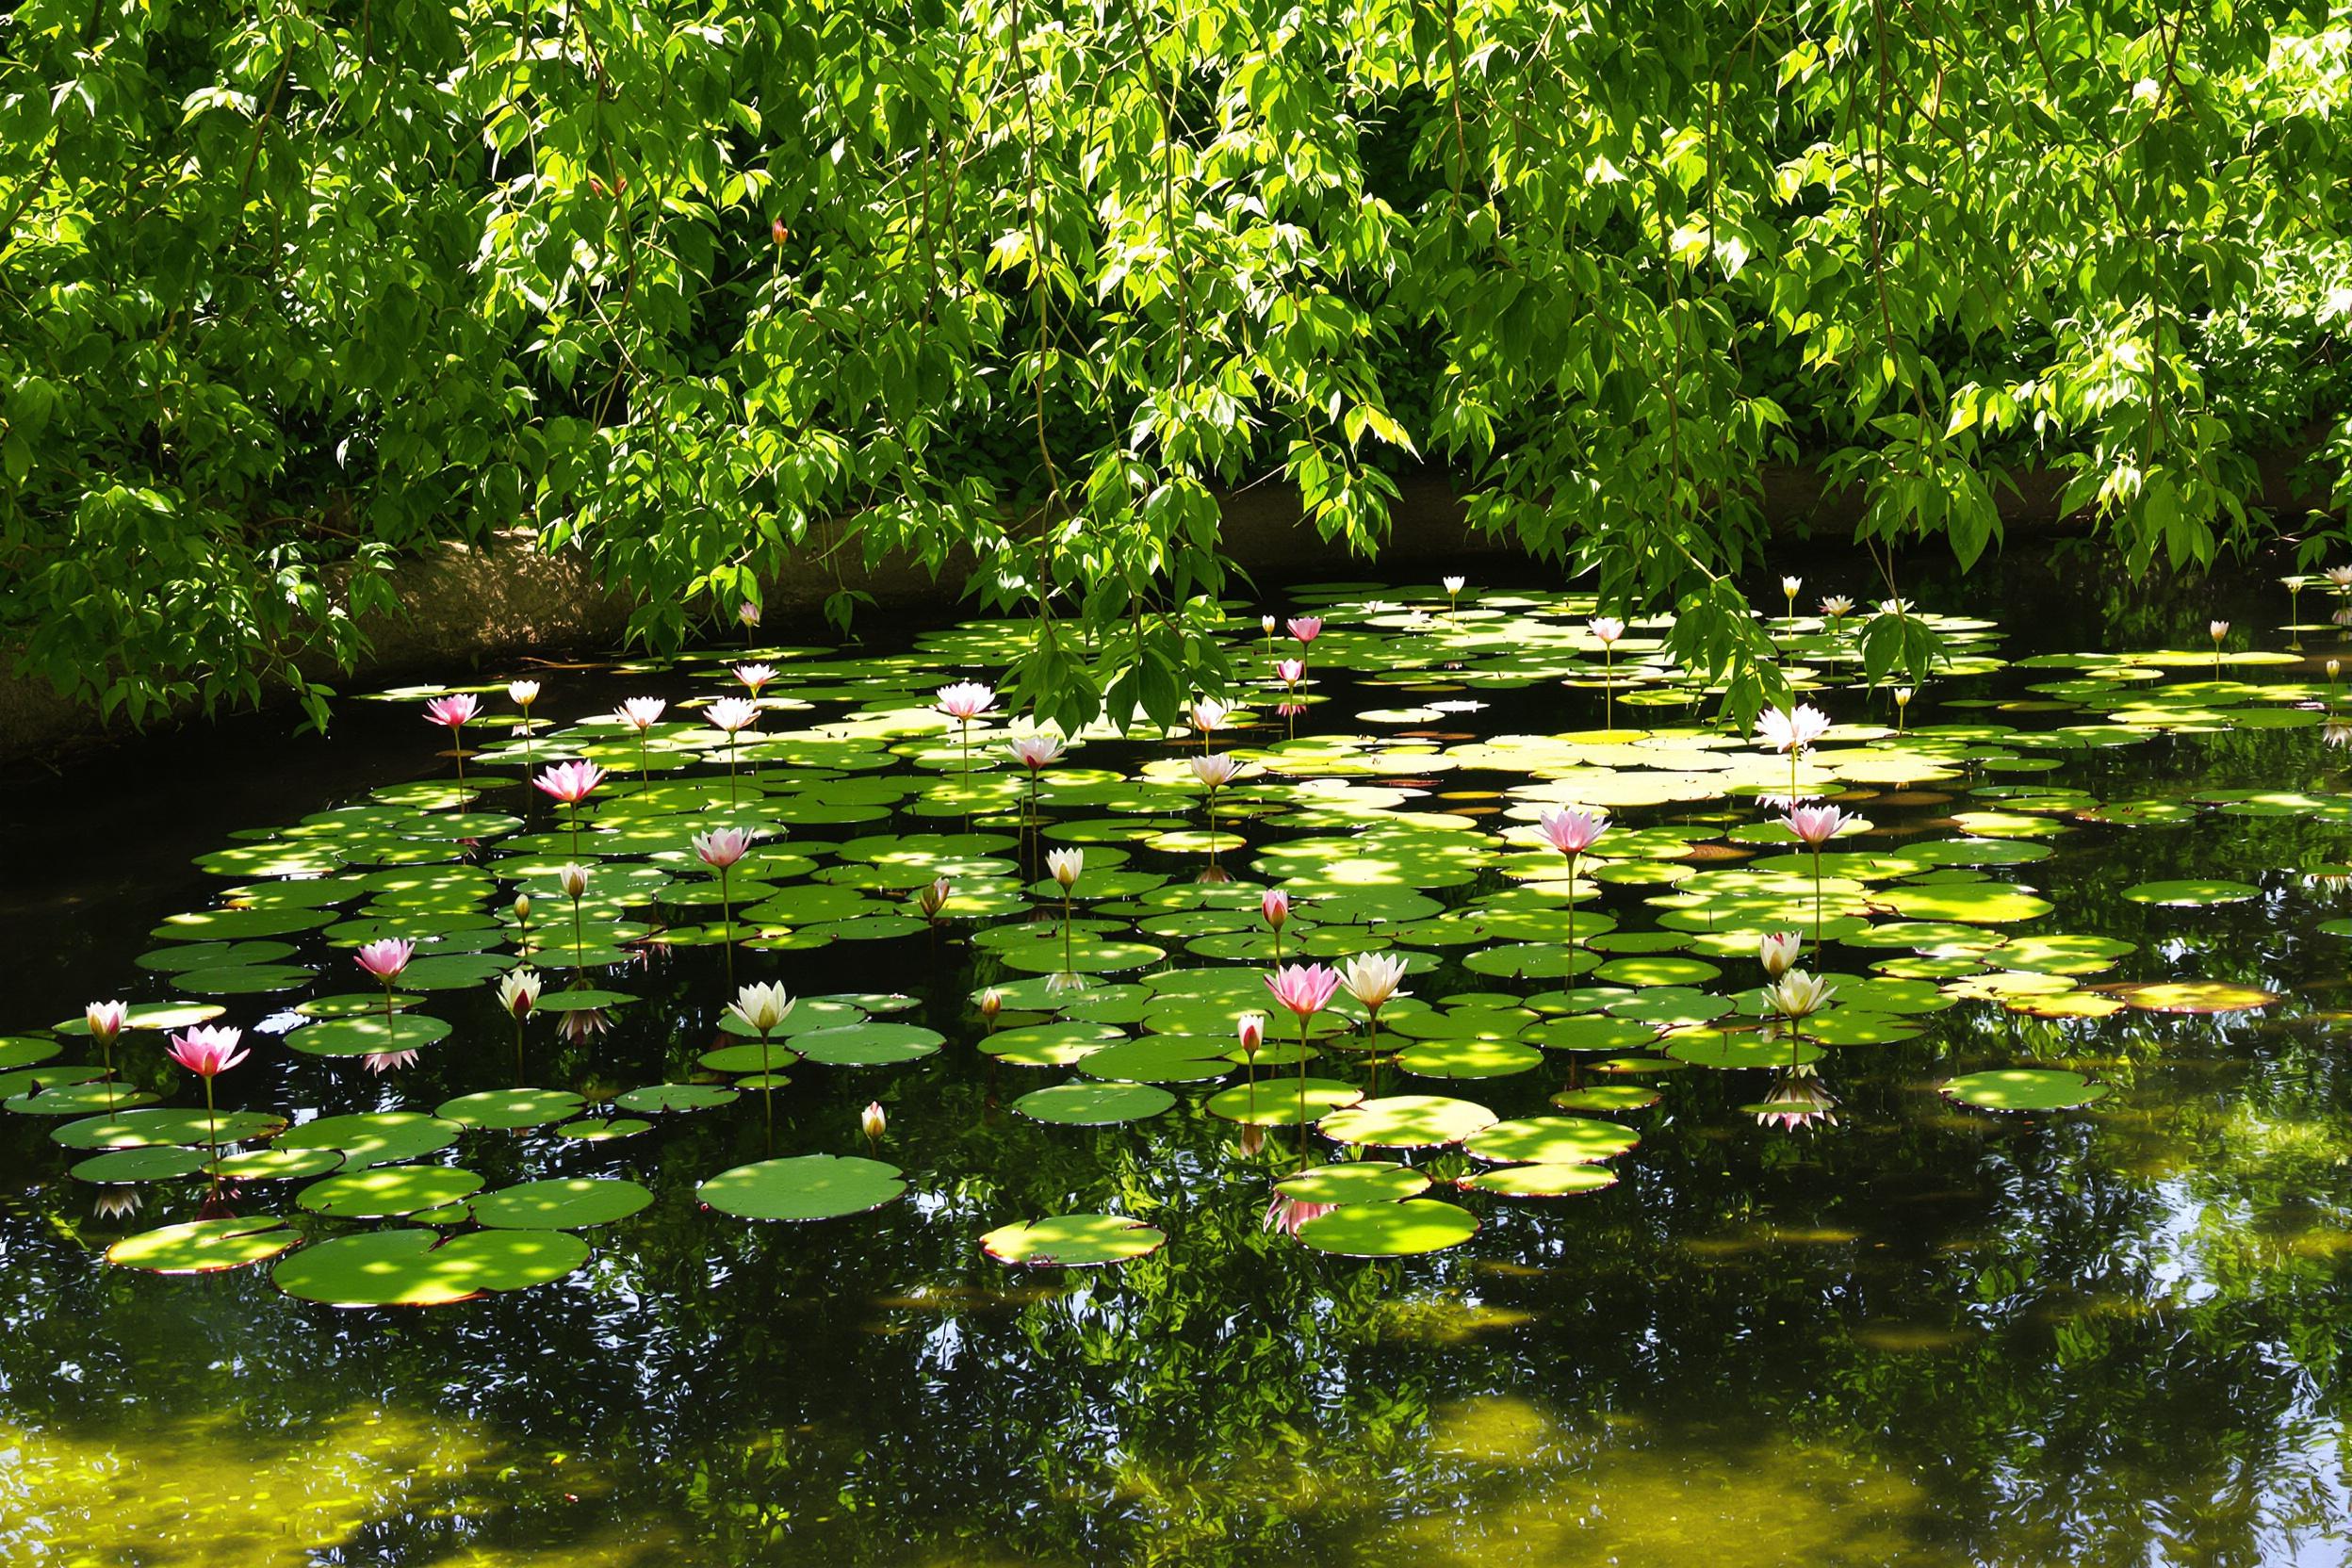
[1339,952,1411,1011]
[1047,848,1084,890]
[1767,969,1835,1021]
[496,969,543,1020]
[728,981,795,1035]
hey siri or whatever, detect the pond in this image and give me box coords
[4,551,2350,1567]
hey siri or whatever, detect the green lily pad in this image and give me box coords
[274,1228,591,1306]
[285,1013,453,1057]
[434,1088,588,1130]
[1014,1082,1177,1125]
[1317,1095,1497,1149]
[1940,1068,2111,1112]
[72,1146,209,1184]
[1205,1076,1364,1125]
[1273,1162,1432,1203]
[981,1214,1168,1267]
[277,1112,462,1168]
[1464,1116,1640,1165]
[1394,1038,1544,1079]
[51,1107,286,1149]
[1551,1084,1661,1112]
[473,1177,653,1229]
[1456,1163,1621,1198]
[698,1154,907,1220]
[790,1022,945,1066]
[615,1083,741,1113]
[298,1166,485,1218]
[2120,879,2262,906]
[1295,1200,1478,1257]
[107,1217,297,1274]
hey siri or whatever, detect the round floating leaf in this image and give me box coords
[473,1177,652,1229]
[1457,1163,1620,1198]
[1551,1084,1661,1112]
[1014,1082,1176,1125]
[1273,1162,1430,1203]
[1940,1069,2112,1113]
[1394,1037,1544,1079]
[278,1111,461,1168]
[1526,1016,1659,1053]
[1464,1116,1639,1165]
[790,1022,945,1066]
[1318,1094,1497,1149]
[698,1154,906,1221]
[51,1107,286,1149]
[107,1217,296,1274]
[274,1228,590,1306]
[0,1037,60,1070]
[1205,1076,1364,1125]
[73,1146,208,1184]
[298,1165,484,1218]
[615,1083,740,1113]
[435,1088,587,1130]
[8,1084,159,1116]
[2121,879,2262,906]
[285,1013,452,1057]
[981,1214,1167,1267]
[209,1147,344,1181]
[1075,1036,1233,1082]
[1295,1200,1478,1257]
[2110,982,2281,1014]
[697,1042,804,1074]
[1665,1034,1826,1069]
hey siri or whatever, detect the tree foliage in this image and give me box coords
[5,0,2350,728]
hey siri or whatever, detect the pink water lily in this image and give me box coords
[1590,616,1625,644]
[1783,803,1854,847]
[354,939,414,982]
[1261,888,1290,929]
[85,1001,129,1041]
[1237,1013,1266,1055]
[423,694,480,729]
[167,1025,247,1078]
[1286,616,1323,644]
[1265,961,1342,1019]
[740,600,762,628]
[694,826,754,871]
[1265,1195,1337,1237]
[1008,734,1065,770]
[364,1049,421,1074]
[1188,697,1232,735]
[534,760,606,805]
[1274,659,1305,688]
[1536,805,1609,856]
[936,681,998,722]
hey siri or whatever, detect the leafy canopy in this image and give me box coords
[5,0,2350,728]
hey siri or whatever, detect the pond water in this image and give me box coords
[4,552,2350,1567]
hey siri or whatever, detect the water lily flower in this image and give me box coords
[1274,659,1305,689]
[2210,619,2230,641]
[707,697,759,733]
[1443,576,1466,595]
[1189,753,1244,788]
[1287,616,1323,644]
[354,938,414,983]
[85,1000,128,1044]
[1754,1068,1839,1131]
[558,863,590,899]
[364,1049,420,1075]
[2327,719,2352,748]
[1188,696,1233,735]
[2328,567,2352,590]
[93,1189,144,1221]
[937,681,998,721]
[423,694,480,730]
[2331,660,2343,679]
[1755,703,1832,754]
[1237,1012,1266,1056]
[1759,931,1802,978]
[919,876,952,921]
[1261,614,1278,635]
[861,1101,887,1143]
[508,679,541,710]
[513,893,532,925]
[534,760,606,805]
[728,981,795,1035]
[1766,969,1835,1021]
[1780,577,1803,615]
[1265,962,1342,1019]
[498,969,543,1020]
[694,826,754,871]
[1536,805,1609,856]
[1821,595,1854,619]
[740,600,763,627]
[734,662,776,695]
[1783,803,1854,847]
[556,1006,612,1044]
[167,1024,248,1078]
[1261,888,1290,928]
[617,696,666,731]
[978,988,1004,1026]
[1047,848,1084,890]
[1339,952,1410,1011]
[1008,734,1065,771]
[1590,616,1625,645]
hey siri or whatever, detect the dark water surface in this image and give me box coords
[4,550,2349,1567]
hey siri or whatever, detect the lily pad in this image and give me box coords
[1317,1095,1498,1149]
[298,1165,484,1218]
[107,1217,297,1274]
[1295,1200,1478,1257]
[699,1154,906,1221]
[1939,1069,2112,1112]
[981,1214,1168,1267]
[1273,1162,1431,1203]
[472,1177,653,1229]
[274,1228,591,1306]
